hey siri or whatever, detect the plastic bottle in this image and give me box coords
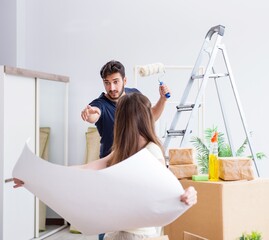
[208,132,219,181]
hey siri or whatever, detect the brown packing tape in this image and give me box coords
[169,148,195,165]
[145,235,169,240]
[219,157,255,180]
[183,231,209,240]
[169,164,198,179]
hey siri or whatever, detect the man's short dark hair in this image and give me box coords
[100,60,125,79]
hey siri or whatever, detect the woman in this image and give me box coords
[14,92,197,239]
[103,92,197,240]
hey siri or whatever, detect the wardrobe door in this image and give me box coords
[36,78,69,238]
[3,74,36,240]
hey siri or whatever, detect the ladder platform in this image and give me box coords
[191,73,229,80]
[167,130,186,136]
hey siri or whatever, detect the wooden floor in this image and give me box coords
[43,227,98,240]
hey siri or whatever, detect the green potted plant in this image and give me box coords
[191,126,266,174]
[238,231,262,240]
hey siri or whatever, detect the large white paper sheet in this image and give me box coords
[13,143,190,235]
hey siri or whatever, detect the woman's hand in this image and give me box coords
[13,178,24,188]
[180,186,197,206]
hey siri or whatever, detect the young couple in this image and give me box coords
[15,60,197,240]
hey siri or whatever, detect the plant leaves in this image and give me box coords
[191,127,266,174]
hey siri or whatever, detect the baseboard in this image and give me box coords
[46,218,65,225]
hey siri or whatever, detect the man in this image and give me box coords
[81,60,170,159]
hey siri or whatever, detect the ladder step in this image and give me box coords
[176,104,194,111]
[176,103,201,112]
[191,73,229,80]
[167,130,186,136]
[209,73,229,78]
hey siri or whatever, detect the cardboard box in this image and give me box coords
[164,179,269,240]
[219,157,254,180]
[169,148,195,165]
[169,164,198,179]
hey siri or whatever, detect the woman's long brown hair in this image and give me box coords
[107,92,164,167]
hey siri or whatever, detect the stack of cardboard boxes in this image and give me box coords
[168,148,198,179]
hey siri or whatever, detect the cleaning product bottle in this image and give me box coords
[208,131,219,181]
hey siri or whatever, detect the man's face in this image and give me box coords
[103,73,126,101]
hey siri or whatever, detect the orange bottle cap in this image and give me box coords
[211,132,218,142]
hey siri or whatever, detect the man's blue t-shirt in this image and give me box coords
[89,88,140,158]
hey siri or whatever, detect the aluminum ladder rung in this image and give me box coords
[191,73,229,80]
[167,130,186,137]
[176,103,201,112]
[176,104,194,111]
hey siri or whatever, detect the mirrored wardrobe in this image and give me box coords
[0,66,69,240]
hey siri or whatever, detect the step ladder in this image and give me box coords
[163,25,260,176]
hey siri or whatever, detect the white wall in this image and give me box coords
[0,0,17,66]
[1,0,269,176]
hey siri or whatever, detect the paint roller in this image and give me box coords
[138,63,171,98]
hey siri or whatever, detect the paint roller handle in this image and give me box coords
[159,81,171,98]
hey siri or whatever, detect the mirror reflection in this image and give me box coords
[38,78,68,237]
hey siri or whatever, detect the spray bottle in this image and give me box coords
[208,131,219,181]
